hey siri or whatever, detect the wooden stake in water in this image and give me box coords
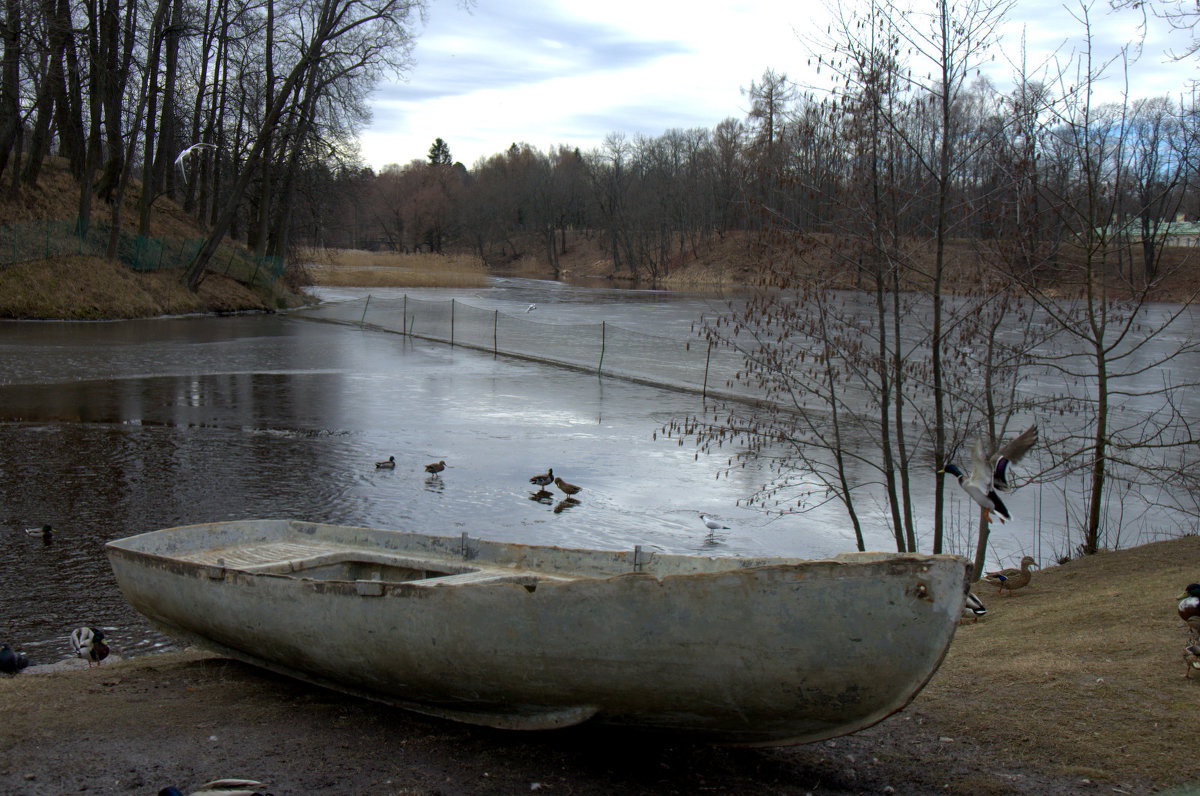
[360,295,371,326]
[598,321,606,377]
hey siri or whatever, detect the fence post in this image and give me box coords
[598,321,606,376]
[450,298,455,346]
[702,340,713,398]
[360,295,371,326]
[493,309,498,357]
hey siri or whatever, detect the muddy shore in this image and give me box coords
[2,537,1199,795]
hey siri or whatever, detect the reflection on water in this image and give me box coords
[4,282,1195,666]
[0,310,850,665]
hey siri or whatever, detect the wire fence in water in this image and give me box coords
[295,294,760,403]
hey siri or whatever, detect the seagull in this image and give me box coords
[940,424,1038,524]
[553,476,581,496]
[375,456,396,469]
[962,592,987,623]
[69,626,110,667]
[700,514,729,533]
[174,142,217,179]
[425,460,446,474]
[524,303,536,312]
[529,468,553,489]
[0,642,30,675]
[158,779,269,796]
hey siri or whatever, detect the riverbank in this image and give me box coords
[1,535,1196,795]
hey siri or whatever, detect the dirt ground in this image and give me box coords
[2,537,1199,795]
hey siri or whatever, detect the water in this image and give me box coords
[2,278,1195,666]
[0,304,857,666]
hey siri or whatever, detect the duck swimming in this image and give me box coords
[375,456,396,469]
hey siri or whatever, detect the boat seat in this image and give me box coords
[413,570,543,588]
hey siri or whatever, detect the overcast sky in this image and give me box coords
[357,0,1197,171]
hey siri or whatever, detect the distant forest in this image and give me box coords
[0,0,1196,287]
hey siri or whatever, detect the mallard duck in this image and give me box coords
[1185,643,1200,679]
[941,424,1038,524]
[70,626,110,667]
[24,524,53,543]
[158,779,268,796]
[425,460,446,474]
[0,642,30,675]
[529,468,553,488]
[375,456,396,469]
[962,592,987,623]
[1178,583,1200,638]
[983,555,1038,596]
[553,476,581,496]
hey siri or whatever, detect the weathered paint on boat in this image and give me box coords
[106,519,970,745]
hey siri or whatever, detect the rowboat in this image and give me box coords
[106,519,969,746]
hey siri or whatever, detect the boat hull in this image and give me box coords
[106,520,969,745]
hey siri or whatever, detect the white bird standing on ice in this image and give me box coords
[174,142,217,179]
[699,514,729,532]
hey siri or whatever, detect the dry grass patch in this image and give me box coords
[0,256,287,319]
[913,535,1200,789]
[304,249,488,288]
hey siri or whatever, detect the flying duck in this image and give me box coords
[962,592,988,623]
[1178,583,1200,639]
[70,626,110,667]
[553,477,581,496]
[983,555,1038,596]
[375,456,396,469]
[424,460,446,474]
[940,424,1039,524]
[0,642,30,675]
[529,468,553,489]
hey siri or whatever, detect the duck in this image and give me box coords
[553,476,581,496]
[1178,583,1200,638]
[0,642,30,675]
[425,460,446,474]
[983,555,1038,596]
[940,424,1038,524]
[158,779,269,796]
[375,456,396,469]
[529,468,553,489]
[962,592,988,623]
[24,524,54,543]
[1185,643,1200,679]
[69,626,110,667]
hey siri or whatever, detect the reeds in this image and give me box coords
[303,249,489,288]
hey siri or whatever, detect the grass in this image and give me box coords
[303,248,489,288]
[0,256,294,319]
[912,534,1200,789]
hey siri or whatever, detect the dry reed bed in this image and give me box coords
[303,249,489,288]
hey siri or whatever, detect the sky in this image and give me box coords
[357,0,1198,171]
